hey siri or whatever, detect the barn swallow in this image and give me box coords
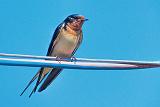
[20,14,88,97]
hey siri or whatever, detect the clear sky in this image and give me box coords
[0,0,160,107]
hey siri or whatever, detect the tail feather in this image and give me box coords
[38,68,62,92]
[28,69,43,97]
[20,67,51,97]
[20,71,39,96]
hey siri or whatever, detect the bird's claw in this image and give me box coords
[55,56,77,64]
[56,56,64,63]
[71,56,77,64]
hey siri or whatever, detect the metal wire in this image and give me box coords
[0,53,160,70]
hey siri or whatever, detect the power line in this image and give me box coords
[0,53,160,70]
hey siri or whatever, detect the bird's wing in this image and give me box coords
[28,23,65,97]
[47,23,64,56]
[20,23,65,97]
[38,68,62,92]
[36,23,66,92]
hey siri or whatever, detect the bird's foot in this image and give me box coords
[71,56,77,64]
[55,56,65,63]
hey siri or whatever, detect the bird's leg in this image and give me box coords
[70,56,77,64]
[55,56,67,63]
[55,56,63,63]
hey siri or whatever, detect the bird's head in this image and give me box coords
[64,14,88,31]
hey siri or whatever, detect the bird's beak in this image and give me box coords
[84,18,89,21]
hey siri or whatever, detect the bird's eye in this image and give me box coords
[69,17,74,20]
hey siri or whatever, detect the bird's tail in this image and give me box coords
[20,67,51,97]
[38,68,62,92]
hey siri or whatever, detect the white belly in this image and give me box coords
[52,34,78,57]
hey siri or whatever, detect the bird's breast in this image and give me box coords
[52,32,79,57]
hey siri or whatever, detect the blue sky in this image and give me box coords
[0,0,160,107]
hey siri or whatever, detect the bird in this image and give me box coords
[20,14,88,97]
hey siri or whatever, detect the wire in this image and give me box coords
[0,53,160,70]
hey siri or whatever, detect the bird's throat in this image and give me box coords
[65,24,81,36]
[67,22,82,31]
